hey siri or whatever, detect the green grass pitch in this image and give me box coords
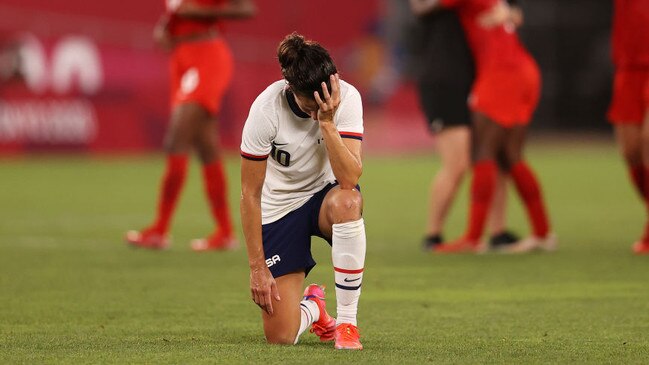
[1,140,649,363]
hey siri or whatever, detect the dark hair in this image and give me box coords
[277,32,338,100]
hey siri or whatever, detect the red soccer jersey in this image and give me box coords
[612,0,649,68]
[440,0,528,71]
[166,0,226,37]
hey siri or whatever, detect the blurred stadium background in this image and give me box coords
[0,0,614,154]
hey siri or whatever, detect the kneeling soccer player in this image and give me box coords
[240,33,366,350]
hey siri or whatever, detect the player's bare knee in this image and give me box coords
[162,136,173,153]
[473,146,497,162]
[639,133,649,159]
[446,161,469,181]
[163,142,180,154]
[163,136,190,155]
[329,190,362,223]
[622,145,642,166]
[197,148,216,164]
[264,331,296,345]
[456,159,470,175]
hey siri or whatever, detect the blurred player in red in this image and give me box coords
[126,0,256,251]
[411,0,555,253]
[608,0,649,254]
[409,0,520,252]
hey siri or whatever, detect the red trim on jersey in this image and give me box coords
[240,151,269,161]
[334,267,364,274]
[340,132,363,141]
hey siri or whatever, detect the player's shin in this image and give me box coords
[332,218,366,326]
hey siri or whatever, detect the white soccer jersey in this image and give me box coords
[240,79,364,224]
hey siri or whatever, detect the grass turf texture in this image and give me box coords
[1,140,649,363]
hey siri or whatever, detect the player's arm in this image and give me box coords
[153,14,175,51]
[409,0,443,16]
[175,0,257,20]
[240,157,280,315]
[315,74,363,190]
[478,1,523,29]
[507,1,524,28]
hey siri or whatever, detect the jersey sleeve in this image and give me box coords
[335,84,364,141]
[240,96,276,161]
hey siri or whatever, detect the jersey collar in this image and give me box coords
[285,89,311,119]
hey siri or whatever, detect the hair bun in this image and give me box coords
[278,32,307,70]
[285,32,306,50]
[276,32,337,97]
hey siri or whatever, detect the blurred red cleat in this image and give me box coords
[125,227,170,250]
[191,230,238,252]
[434,237,481,254]
[632,241,649,255]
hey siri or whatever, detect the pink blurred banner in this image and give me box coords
[0,0,431,154]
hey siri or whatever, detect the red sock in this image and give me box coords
[465,160,497,241]
[510,161,549,238]
[153,154,188,233]
[642,166,649,242]
[628,164,645,198]
[203,159,233,236]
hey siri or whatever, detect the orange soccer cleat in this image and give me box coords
[334,323,363,350]
[191,230,238,252]
[125,227,170,250]
[303,284,336,342]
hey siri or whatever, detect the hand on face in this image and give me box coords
[312,74,341,123]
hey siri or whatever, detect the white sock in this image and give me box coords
[332,218,366,327]
[293,299,319,344]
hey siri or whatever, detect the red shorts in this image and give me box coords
[469,56,541,127]
[607,67,649,124]
[170,37,234,115]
